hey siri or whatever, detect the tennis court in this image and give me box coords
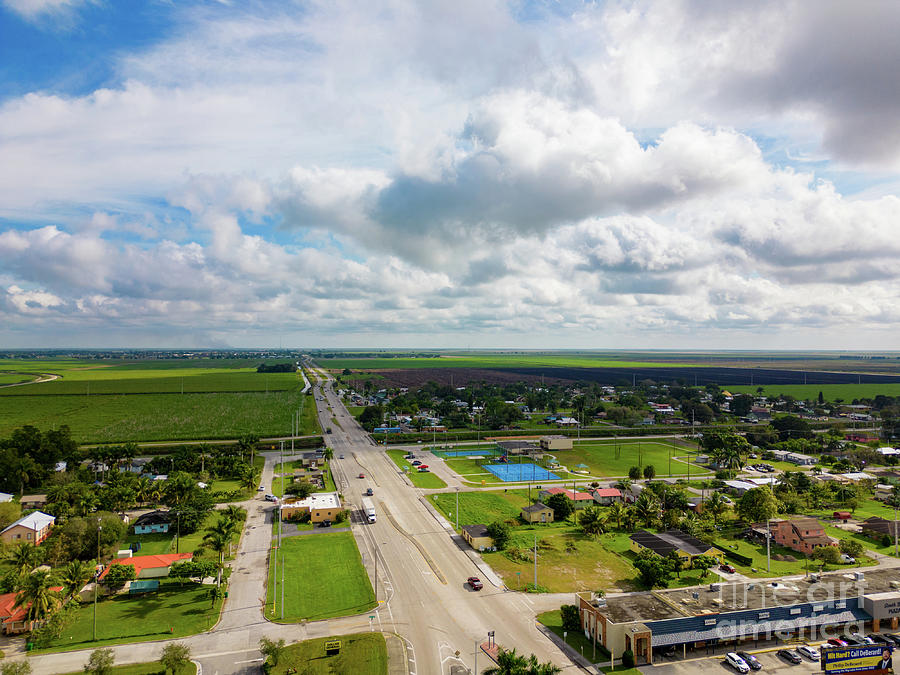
[438,450,499,457]
[484,463,561,482]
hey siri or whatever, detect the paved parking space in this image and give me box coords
[645,649,825,675]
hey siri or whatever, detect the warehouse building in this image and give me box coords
[578,568,900,665]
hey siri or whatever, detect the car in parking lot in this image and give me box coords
[777,649,802,664]
[883,633,900,645]
[725,652,750,673]
[850,633,875,644]
[735,652,761,670]
[467,577,483,590]
[720,563,736,573]
[339,454,345,459]
[797,645,819,660]
[412,460,421,466]
[827,638,848,647]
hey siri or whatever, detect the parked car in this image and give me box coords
[736,652,761,670]
[882,634,900,645]
[777,649,802,664]
[725,652,750,673]
[869,634,893,645]
[412,460,421,466]
[720,564,736,574]
[319,519,332,528]
[850,633,875,644]
[827,638,848,647]
[658,646,676,657]
[264,494,278,502]
[359,473,365,479]
[339,454,345,459]
[467,577,483,591]
[797,646,820,660]
[258,485,265,491]
[840,554,856,564]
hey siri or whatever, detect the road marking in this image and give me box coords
[234,658,264,664]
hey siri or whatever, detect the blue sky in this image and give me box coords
[1,0,900,349]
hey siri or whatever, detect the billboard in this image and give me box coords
[822,645,893,674]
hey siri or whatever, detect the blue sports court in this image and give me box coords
[484,463,561,482]
[439,450,499,457]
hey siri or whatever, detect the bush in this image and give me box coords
[881,534,894,548]
[560,604,580,632]
[486,521,511,550]
[334,509,350,524]
[83,647,114,675]
[102,563,136,589]
[622,649,635,668]
[525,583,550,593]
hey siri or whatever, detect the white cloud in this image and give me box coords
[2,0,90,21]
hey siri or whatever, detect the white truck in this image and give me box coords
[361,497,377,524]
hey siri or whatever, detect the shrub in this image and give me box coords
[622,649,635,668]
[560,604,580,632]
[334,509,350,524]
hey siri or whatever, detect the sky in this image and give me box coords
[1,0,900,350]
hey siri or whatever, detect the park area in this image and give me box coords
[0,358,319,442]
[266,532,376,622]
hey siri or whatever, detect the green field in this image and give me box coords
[266,532,376,621]
[430,489,533,526]
[319,355,689,370]
[538,609,609,663]
[61,663,196,675]
[566,440,710,478]
[268,633,387,675]
[386,449,448,488]
[0,372,34,385]
[0,390,313,442]
[730,383,900,400]
[38,580,223,652]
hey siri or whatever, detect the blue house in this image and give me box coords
[133,511,171,534]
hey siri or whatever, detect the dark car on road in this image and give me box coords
[720,564,736,574]
[777,649,802,664]
[736,651,762,670]
[467,577,483,590]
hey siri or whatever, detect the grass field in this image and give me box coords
[39,580,222,652]
[538,609,609,663]
[566,439,710,478]
[386,449,448,488]
[125,511,243,562]
[319,355,690,370]
[430,489,533,526]
[60,663,196,675]
[266,532,376,621]
[0,372,34,385]
[0,390,311,442]
[730,383,900,400]
[268,633,387,675]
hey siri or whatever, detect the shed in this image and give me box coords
[521,503,554,524]
[833,511,852,522]
[461,524,494,551]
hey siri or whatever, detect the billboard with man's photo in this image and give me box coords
[822,644,893,674]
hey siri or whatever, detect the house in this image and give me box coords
[461,524,493,551]
[860,516,900,540]
[875,484,896,503]
[555,417,579,427]
[592,488,623,505]
[521,503,554,524]
[538,487,594,509]
[297,450,325,468]
[0,492,12,503]
[280,491,342,523]
[540,436,573,451]
[0,511,55,546]
[877,447,900,457]
[629,530,724,564]
[1,586,63,635]
[124,458,151,474]
[723,480,758,496]
[133,510,171,534]
[19,494,47,509]
[841,472,877,484]
[769,518,836,555]
[99,552,193,581]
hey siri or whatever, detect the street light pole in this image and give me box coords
[93,517,101,641]
[455,488,460,531]
[533,533,537,589]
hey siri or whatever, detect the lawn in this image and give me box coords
[268,633,387,675]
[60,663,196,675]
[566,439,711,478]
[0,390,307,442]
[270,463,335,497]
[429,489,533,526]
[538,609,609,663]
[266,532,375,622]
[730,383,900,401]
[0,372,34,385]
[386,450,447,489]
[38,580,222,652]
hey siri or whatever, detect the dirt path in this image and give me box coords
[0,372,60,388]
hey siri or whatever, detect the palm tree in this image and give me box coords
[633,492,660,528]
[61,559,91,596]
[616,477,633,493]
[484,647,527,675]
[608,501,627,530]
[705,491,729,524]
[578,506,607,537]
[203,518,234,586]
[323,447,334,462]
[237,464,258,491]
[14,570,60,623]
[7,542,41,576]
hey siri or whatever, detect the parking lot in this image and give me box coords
[645,649,827,674]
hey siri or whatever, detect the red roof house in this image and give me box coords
[592,487,623,505]
[538,487,595,509]
[0,587,63,635]
[99,553,193,581]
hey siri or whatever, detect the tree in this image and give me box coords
[290,479,315,499]
[736,487,779,524]
[691,555,718,578]
[628,466,642,480]
[83,648,115,675]
[839,539,864,559]
[704,491,730,524]
[14,569,60,622]
[102,564,136,590]
[578,506,607,537]
[61,560,92,596]
[486,521,511,550]
[667,552,685,579]
[259,637,286,667]
[0,662,32,675]
[633,492,660,528]
[0,501,22,530]
[608,501,627,530]
[159,643,192,675]
[633,549,673,589]
[7,542,42,576]
[812,545,841,566]
[643,464,656,480]
[771,415,813,441]
[204,517,235,586]
[559,604,580,631]
[545,493,574,522]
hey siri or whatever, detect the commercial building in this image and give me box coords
[578,568,900,665]
[280,491,342,523]
[461,524,493,551]
[540,436,573,451]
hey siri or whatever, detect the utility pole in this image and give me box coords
[93,517,101,641]
[455,488,460,531]
[895,502,899,557]
[281,551,284,620]
[766,517,771,573]
[533,533,537,588]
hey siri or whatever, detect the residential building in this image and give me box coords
[133,510,171,534]
[770,518,835,555]
[521,503,554,524]
[860,516,900,541]
[461,524,493,551]
[99,552,193,581]
[629,530,724,565]
[0,511,55,546]
[592,488,623,505]
[539,436,573,451]
[0,492,12,503]
[874,484,896,502]
[19,494,47,509]
[0,586,63,635]
[280,491,342,523]
[538,487,594,509]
